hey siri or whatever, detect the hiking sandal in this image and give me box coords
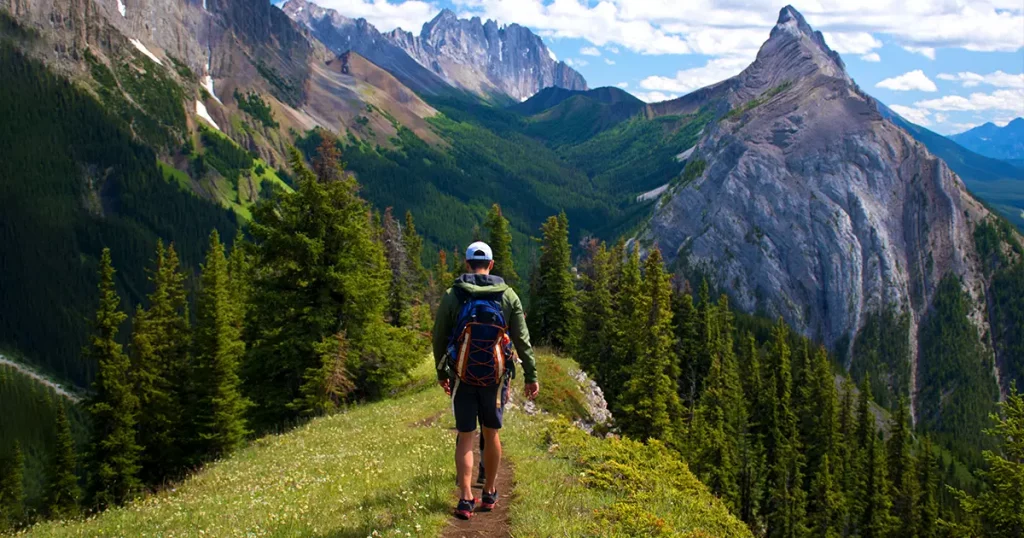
[454,498,476,520]
[480,490,499,512]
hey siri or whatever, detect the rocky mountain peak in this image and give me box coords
[749,5,848,86]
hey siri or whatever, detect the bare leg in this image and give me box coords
[481,427,502,493]
[456,431,476,501]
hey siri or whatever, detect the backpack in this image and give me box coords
[446,288,513,387]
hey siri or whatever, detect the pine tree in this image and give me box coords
[245,139,392,427]
[673,290,700,414]
[617,248,681,444]
[85,248,141,508]
[576,241,613,381]
[917,435,940,538]
[381,207,411,327]
[528,211,578,351]
[762,320,808,538]
[292,332,355,416]
[194,230,250,459]
[835,378,857,535]
[402,211,429,296]
[952,383,1024,538]
[860,433,896,538]
[887,398,921,538]
[131,241,191,483]
[807,454,842,538]
[606,245,644,407]
[0,442,25,530]
[227,230,253,330]
[483,203,519,288]
[737,333,766,527]
[45,402,80,519]
[690,280,716,407]
[432,249,453,310]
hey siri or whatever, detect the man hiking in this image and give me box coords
[433,241,539,520]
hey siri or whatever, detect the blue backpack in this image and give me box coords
[446,289,513,387]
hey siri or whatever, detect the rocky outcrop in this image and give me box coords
[642,7,992,385]
[282,0,587,102]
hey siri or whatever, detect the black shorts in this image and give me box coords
[452,378,510,433]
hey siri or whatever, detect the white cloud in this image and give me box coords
[312,0,439,32]
[889,105,932,126]
[914,89,1024,115]
[606,46,620,54]
[936,71,1024,89]
[604,58,616,65]
[822,32,882,54]
[934,113,948,123]
[615,82,629,88]
[949,122,981,133]
[860,52,881,62]
[564,57,589,67]
[633,91,679,103]
[876,70,938,92]
[580,46,602,56]
[639,56,752,95]
[902,46,936,60]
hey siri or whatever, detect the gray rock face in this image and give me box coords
[282,1,587,101]
[642,7,991,368]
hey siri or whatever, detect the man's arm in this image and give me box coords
[505,290,537,384]
[432,289,456,381]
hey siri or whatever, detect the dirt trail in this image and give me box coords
[440,441,514,538]
[0,354,81,401]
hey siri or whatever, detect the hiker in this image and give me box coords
[433,241,539,520]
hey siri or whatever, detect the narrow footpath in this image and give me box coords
[440,446,514,538]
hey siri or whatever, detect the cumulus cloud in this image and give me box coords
[604,58,616,65]
[639,56,752,95]
[606,46,620,54]
[914,89,1024,114]
[889,105,932,126]
[616,82,629,88]
[564,57,589,67]
[633,91,679,103]
[936,71,1024,89]
[876,70,938,92]
[902,46,936,60]
[310,0,439,32]
[822,32,882,54]
[860,53,881,62]
[580,46,602,56]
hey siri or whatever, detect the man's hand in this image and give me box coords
[439,378,451,396]
[524,382,539,400]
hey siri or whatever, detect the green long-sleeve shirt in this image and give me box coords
[432,273,537,384]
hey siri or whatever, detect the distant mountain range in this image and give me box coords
[281,0,587,102]
[950,118,1024,162]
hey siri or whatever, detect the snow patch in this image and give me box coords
[203,0,207,10]
[675,145,696,162]
[130,38,163,65]
[117,0,125,17]
[195,100,220,130]
[637,183,669,202]
[547,48,556,62]
[0,355,80,402]
[203,75,221,104]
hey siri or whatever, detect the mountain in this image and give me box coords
[283,0,587,102]
[512,86,648,146]
[951,118,1024,161]
[639,6,1019,452]
[878,106,1024,230]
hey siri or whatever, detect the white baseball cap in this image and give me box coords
[465,241,493,261]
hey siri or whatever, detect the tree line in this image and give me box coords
[527,215,1024,538]
[0,137,432,528]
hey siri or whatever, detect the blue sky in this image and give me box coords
[299,0,1024,135]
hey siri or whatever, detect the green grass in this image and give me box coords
[157,160,191,191]
[20,355,747,537]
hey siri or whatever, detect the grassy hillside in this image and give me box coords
[19,355,749,537]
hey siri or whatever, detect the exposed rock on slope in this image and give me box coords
[642,7,993,391]
[283,0,587,102]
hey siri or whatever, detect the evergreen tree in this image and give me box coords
[85,248,141,508]
[674,290,700,415]
[0,442,25,530]
[402,210,429,296]
[803,347,841,533]
[432,249,453,310]
[528,211,578,351]
[130,241,190,483]
[952,383,1024,537]
[575,241,613,382]
[227,230,253,331]
[617,248,681,444]
[917,435,940,538]
[381,207,411,327]
[45,403,80,519]
[292,332,355,416]
[194,230,250,458]
[860,433,896,538]
[606,245,644,407]
[835,379,858,534]
[690,280,716,408]
[887,398,921,538]
[807,454,842,538]
[483,204,519,288]
[737,333,766,527]
[245,139,392,428]
[762,320,808,538]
